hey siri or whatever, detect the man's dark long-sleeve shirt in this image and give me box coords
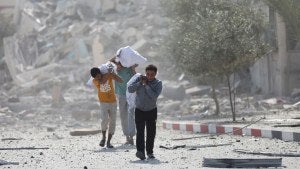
[128,76,162,111]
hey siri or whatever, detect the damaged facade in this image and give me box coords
[1,0,299,98]
[1,0,166,92]
[0,0,300,125]
[251,5,300,96]
[0,0,170,125]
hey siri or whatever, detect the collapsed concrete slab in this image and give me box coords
[70,128,101,136]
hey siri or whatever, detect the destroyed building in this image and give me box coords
[0,0,300,126]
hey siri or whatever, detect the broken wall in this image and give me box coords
[288,51,300,94]
[1,0,168,92]
[251,12,289,96]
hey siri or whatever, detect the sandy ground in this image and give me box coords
[0,117,300,169]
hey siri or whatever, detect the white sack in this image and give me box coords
[86,62,116,88]
[126,73,141,109]
[116,46,147,67]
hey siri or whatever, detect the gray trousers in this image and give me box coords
[118,95,136,137]
[128,106,136,137]
[100,102,117,135]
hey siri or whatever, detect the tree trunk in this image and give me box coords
[227,75,236,121]
[211,80,220,115]
[233,73,236,116]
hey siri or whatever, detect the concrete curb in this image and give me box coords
[162,121,300,142]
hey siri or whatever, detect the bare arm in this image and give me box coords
[92,79,100,89]
[111,72,123,83]
[109,56,117,64]
[130,64,138,74]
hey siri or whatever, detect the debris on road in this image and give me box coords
[159,143,232,150]
[0,159,19,166]
[172,135,211,141]
[70,129,101,136]
[159,145,186,150]
[234,149,300,157]
[202,157,282,168]
[1,137,23,141]
[0,147,49,150]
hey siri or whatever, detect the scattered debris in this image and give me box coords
[1,138,23,141]
[172,135,211,141]
[159,143,232,150]
[0,159,19,166]
[0,147,49,150]
[52,133,63,140]
[47,127,55,132]
[70,129,101,136]
[185,86,211,96]
[234,149,300,157]
[159,145,186,150]
[202,157,282,168]
[273,123,300,127]
[188,143,232,149]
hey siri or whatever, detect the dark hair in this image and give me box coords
[90,67,101,78]
[145,64,157,73]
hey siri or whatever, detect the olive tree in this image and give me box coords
[161,0,269,121]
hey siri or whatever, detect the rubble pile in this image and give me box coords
[0,0,299,129]
[0,0,170,126]
[2,0,167,90]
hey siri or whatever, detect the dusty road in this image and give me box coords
[0,119,299,169]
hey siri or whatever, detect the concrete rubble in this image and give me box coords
[0,0,167,125]
[0,1,299,168]
[0,0,299,132]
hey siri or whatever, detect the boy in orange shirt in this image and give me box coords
[90,67,123,148]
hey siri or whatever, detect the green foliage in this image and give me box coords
[161,0,269,80]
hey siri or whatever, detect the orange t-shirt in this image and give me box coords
[93,74,116,103]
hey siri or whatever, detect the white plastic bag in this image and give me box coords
[126,73,141,109]
[116,46,147,67]
[86,62,116,88]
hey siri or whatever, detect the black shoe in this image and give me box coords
[106,143,114,148]
[128,138,134,145]
[147,154,155,159]
[136,151,146,160]
[99,139,105,147]
[125,139,134,145]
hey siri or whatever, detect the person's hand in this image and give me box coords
[140,75,147,86]
[130,64,138,74]
[95,74,102,83]
[131,64,138,68]
[110,71,117,76]
[109,56,117,63]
